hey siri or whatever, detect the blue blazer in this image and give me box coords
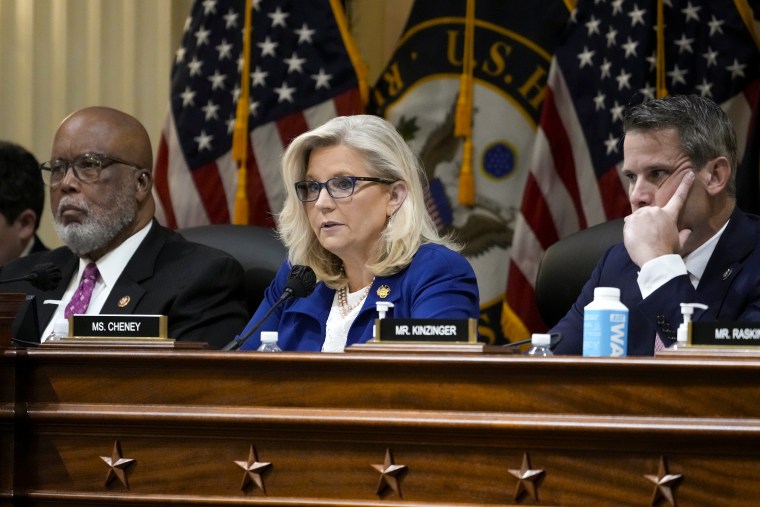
[552,208,760,356]
[238,243,480,351]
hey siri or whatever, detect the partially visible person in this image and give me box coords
[237,115,480,351]
[0,106,248,348]
[0,141,48,266]
[552,94,760,356]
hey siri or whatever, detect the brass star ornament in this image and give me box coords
[508,452,545,503]
[645,456,684,507]
[100,440,136,488]
[234,445,272,493]
[371,448,408,498]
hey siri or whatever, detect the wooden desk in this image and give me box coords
[3,347,760,506]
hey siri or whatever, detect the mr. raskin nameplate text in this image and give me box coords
[690,321,760,347]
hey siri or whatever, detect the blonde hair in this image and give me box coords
[278,115,456,287]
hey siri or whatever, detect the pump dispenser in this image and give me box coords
[674,303,709,348]
[375,301,394,320]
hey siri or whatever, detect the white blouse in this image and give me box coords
[322,285,369,352]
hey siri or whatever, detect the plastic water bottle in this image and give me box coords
[583,287,628,357]
[44,319,70,343]
[257,331,282,352]
[526,333,554,356]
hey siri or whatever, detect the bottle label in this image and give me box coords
[583,309,628,357]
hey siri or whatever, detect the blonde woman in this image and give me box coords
[238,115,479,351]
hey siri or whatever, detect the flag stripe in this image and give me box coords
[153,133,177,229]
[251,122,286,221]
[540,87,587,232]
[192,163,231,223]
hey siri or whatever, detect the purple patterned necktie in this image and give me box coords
[654,332,666,353]
[64,262,99,318]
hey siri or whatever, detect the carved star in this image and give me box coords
[371,448,408,498]
[100,441,136,488]
[508,452,545,503]
[234,445,272,493]
[645,456,684,507]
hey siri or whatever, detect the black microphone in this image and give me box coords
[0,262,62,291]
[222,265,317,351]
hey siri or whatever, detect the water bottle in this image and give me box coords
[44,319,70,343]
[583,287,628,357]
[257,331,282,352]
[526,333,554,356]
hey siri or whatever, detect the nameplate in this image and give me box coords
[374,318,477,343]
[690,321,760,347]
[70,314,168,339]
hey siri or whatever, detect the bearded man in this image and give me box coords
[0,107,247,348]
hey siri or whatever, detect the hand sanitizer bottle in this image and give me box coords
[670,303,708,351]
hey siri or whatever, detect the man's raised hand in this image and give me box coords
[623,170,695,267]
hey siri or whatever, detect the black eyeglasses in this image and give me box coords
[294,175,397,202]
[39,153,142,188]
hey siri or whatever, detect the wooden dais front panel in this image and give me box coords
[3,347,760,506]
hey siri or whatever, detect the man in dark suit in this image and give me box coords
[0,107,248,348]
[0,141,48,266]
[552,95,760,356]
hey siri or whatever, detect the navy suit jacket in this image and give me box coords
[238,243,480,351]
[0,220,248,348]
[552,208,760,356]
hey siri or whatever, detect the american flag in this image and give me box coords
[153,0,365,228]
[506,0,760,336]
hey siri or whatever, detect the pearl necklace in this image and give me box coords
[338,278,374,317]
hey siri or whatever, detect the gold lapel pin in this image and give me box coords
[118,295,131,308]
[376,285,391,299]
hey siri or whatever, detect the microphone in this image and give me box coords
[0,263,62,291]
[222,265,317,351]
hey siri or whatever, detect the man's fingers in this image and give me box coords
[663,170,695,216]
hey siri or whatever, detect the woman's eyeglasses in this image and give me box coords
[294,175,397,202]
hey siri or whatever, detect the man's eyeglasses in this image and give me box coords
[294,176,397,202]
[39,153,142,187]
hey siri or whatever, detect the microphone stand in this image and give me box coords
[221,264,315,352]
[222,300,283,351]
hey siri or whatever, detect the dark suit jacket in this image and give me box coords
[29,234,49,254]
[0,220,248,348]
[552,208,760,356]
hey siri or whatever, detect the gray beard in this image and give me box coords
[54,191,137,257]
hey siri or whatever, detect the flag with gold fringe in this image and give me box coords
[507,0,760,339]
[154,0,367,228]
[369,0,571,344]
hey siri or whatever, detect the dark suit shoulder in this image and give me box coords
[0,247,72,278]
[154,225,244,267]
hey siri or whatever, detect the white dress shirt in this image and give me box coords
[637,220,729,298]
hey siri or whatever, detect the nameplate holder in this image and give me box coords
[70,314,169,339]
[374,318,477,343]
[690,321,760,348]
